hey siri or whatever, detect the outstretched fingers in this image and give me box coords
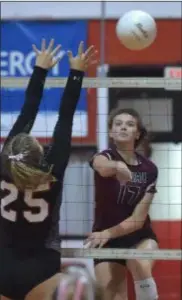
[84,45,96,58]
[51,44,62,57]
[32,44,40,55]
[78,41,84,57]
[41,38,46,51]
[84,46,98,65]
[47,39,55,53]
[67,50,73,60]
[32,38,55,55]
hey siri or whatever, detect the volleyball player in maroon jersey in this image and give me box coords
[86,108,159,300]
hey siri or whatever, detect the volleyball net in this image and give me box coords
[1,76,182,90]
[1,71,182,300]
[1,74,181,251]
[61,248,182,261]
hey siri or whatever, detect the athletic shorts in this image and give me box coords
[94,227,158,267]
[0,247,60,300]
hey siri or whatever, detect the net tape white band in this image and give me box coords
[1,77,181,90]
[61,248,182,261]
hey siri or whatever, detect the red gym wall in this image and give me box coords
[87,19,182,300]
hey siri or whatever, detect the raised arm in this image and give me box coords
[4,39,61,146]
[92,154,132,181]
[46,42,98,179]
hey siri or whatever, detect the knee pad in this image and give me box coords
[134,277,158,300]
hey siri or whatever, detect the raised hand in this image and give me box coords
[67,41,98,72]
[32,38,62,70]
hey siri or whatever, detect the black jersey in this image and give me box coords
[90,144,158,232]
[0,66,84,250]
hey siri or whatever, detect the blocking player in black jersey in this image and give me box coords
[0,39,97,300]
[85,108,159,300]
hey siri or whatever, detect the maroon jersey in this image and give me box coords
[90,145,158,232]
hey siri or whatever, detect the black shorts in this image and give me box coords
[94,227,158,267]
[0,247,60,300]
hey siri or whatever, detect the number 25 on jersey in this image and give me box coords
[0,180,49,223]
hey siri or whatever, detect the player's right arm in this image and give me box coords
[46,42,98,179]
[92,154,132,181]
[4,39,61,146]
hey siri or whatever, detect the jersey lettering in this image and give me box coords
[1,182,18,222]
[0,180,49,223]
[117,184,141,206]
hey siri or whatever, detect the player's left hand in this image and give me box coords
[84,230,111,248]
[67,41,98,72]
[32,38,62,69]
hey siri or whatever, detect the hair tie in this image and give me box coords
[8,153,24,161]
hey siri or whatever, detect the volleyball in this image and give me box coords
[116,10,157,50]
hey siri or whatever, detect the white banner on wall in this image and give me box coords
[1,1,182,19]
